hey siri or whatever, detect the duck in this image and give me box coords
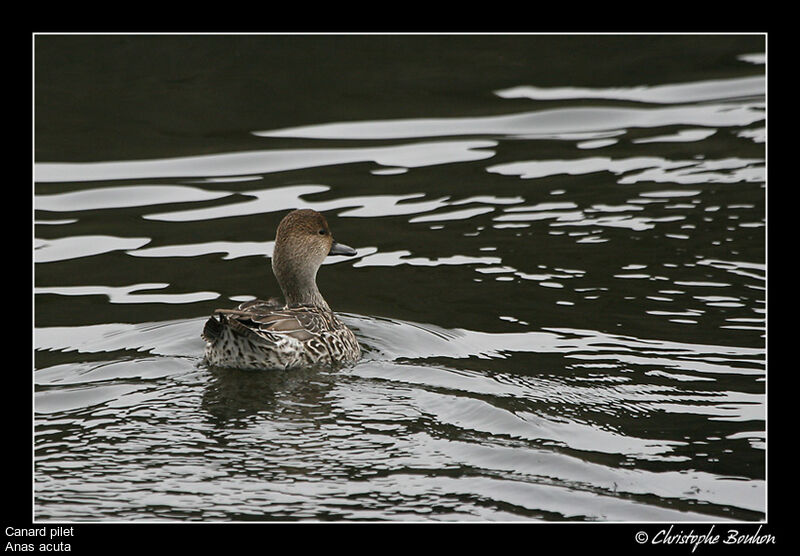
[202,208,361,370]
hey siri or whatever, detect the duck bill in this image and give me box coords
[329,241,357,257]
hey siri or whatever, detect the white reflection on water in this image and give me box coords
[35,235,150,263]
[35,185,229,212]
[697,258,765,281]
[486,156,764,184]
[254,102,763,140]
[34,140,497,183]
[633,129,717,144]
[129,240,366,267]
[494,206,681,232]
[352,251,501,269]
[144,185,450,222]
[493,75,764,104]
[143,185,524,224]
[35,283,219,304]
[738,53,766,65]
[409,206,495,223]
[737,127,765,143]
[129,240,275,261]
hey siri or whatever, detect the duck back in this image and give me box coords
[203,298,360,370]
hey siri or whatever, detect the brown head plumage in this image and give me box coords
[271,209,356,308]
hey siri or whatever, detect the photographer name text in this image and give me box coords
[635,524,774,551]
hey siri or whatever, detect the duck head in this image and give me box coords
[271,209,357,309]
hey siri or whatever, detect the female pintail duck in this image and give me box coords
[202,209,361,370]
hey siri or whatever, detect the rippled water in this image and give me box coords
[34,35,765,522]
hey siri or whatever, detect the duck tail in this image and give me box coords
[201,315,222,344]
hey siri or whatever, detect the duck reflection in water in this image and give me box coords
[201,365,336,425]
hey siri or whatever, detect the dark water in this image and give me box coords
[34,34,765,522]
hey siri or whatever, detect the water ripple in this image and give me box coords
[35,140,497,183]
[253,103,763,140]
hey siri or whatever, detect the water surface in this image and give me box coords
[34,34,766,522]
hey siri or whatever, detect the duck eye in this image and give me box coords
[318,229,327,235]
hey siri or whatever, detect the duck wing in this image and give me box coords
[205,300,334,344]
[245,308,321,342]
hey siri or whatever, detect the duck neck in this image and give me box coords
[272,258,331,311]
[283,280,330,310]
